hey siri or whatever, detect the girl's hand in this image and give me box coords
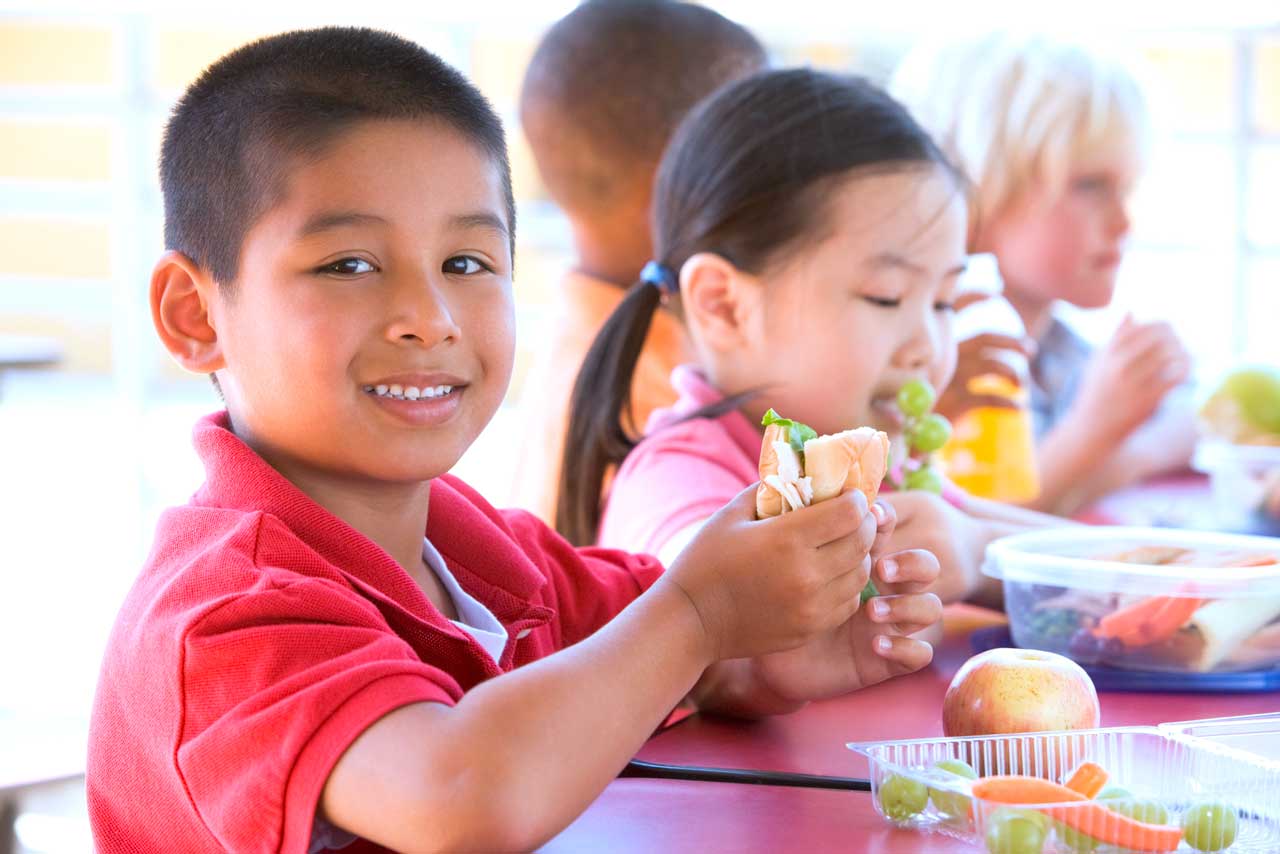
[747,544,942,703]
[661,483,876,662]
[878,490,991,605]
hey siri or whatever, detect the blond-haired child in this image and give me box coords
[892,33,1195,515]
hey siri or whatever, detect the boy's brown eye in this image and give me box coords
[320,258,376,276]
[444,256,488,275]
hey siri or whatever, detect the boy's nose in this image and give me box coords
[1108,196,1132,239]
[386,274,462,346]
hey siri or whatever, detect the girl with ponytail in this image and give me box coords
[561,68,1061,606]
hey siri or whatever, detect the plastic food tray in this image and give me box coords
[850,722,1280,853]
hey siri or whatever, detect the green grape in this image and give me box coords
[897,378,937,419]
[877,773,928,821]
[928,759,977,821]
[907,413,952,453]
[1096,785,1132,801]
[1181,802,1239,852]
[984,807,1047,854]
[1108,799,1169,826]
[1052,820,1099,854]
[903,465,945,494]
[1222,367,1280,433]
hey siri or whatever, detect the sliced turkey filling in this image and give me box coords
[762,440,813,513]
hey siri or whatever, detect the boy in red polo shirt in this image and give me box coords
[87,27,943,853]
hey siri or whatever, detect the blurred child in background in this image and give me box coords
[892,33,1196,515]
[510,0,766,524]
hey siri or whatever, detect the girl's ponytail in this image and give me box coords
[556,264,677,545]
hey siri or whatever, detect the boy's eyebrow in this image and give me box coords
[297,210,389,238]
[294,210,510,242]
[870,252,967,277]
[450,211,510,241]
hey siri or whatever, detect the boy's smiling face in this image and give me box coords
[209,119,514,485]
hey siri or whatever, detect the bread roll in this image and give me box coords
[756,421,889,519]
[805,427,890,505]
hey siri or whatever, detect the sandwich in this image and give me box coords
[756,409,891,519]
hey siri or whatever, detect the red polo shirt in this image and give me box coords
[87,412,663,853]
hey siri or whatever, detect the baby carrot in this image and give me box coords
[972,776,1183,853]
[1063,762,1108,798]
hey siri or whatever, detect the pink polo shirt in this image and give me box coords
[599,366,964,555]
[599,366,759,554]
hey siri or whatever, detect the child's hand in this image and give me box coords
[748,522,942,703]
[879,490,989,605]
[1072,314,1190,445]
[936,332,1037,421]
[662,483,876,662]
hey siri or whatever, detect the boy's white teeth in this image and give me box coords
[364,383,455,400]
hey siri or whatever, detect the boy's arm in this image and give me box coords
[325,486,878,852]
[322,578,710,854]
[1028,401,1197,516]
[1029,318,1193,515]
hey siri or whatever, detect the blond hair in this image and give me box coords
[889,33,1149,233]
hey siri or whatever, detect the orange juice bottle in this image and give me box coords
[938,255,1041,502]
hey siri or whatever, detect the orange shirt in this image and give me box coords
[508,269,692,526]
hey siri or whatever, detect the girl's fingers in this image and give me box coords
[872,499,895,535]
[867,592,943,631]
[875,549,939,592]
[873,633,935,672]
[869,499,896,565]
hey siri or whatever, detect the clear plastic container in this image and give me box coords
[850,722,1280,853]
[1193,440,1280,535]
[1163,713,1280,764]
[983,526,1280,674]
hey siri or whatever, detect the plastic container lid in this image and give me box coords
[982,525,1280,598]
[1194,439,1280,471]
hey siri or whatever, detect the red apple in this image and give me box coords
[943,648,1100,776]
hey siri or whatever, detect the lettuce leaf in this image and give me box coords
[761,408,818,458]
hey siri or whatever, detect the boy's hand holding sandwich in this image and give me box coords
[678,410,942,717]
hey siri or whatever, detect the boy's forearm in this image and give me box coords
[686,657,807,719]
[331,578,713,853]
[1028,412,1123,515]
[962,492,1073,529]
[447,578,712,848]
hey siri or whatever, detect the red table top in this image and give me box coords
[546,606,1280,852]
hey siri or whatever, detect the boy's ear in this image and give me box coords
[679,252,759,352]
[150,250,226,374]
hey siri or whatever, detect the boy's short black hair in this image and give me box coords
[519,0,766,214]
[161,26,515,285]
